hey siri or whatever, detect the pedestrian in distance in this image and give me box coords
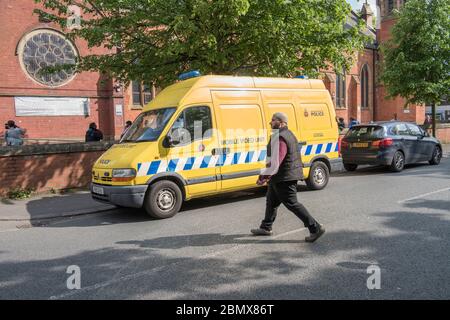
[85,122,103,142]
[4,120,26,146]
[120,120,133,140]
[337,117,346,132]
[349,117,359,128]
[251,112,325,243]
[423,115,432,135]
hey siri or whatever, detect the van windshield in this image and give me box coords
[120,108,176,143]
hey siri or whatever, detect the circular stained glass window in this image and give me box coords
[19,29,78,87]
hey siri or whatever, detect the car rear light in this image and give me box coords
[372,138,393,148]
[338,137,348,157]
[340,138,349,149]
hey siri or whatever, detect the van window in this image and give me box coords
[121,107,176,142]
[170,106,213,143]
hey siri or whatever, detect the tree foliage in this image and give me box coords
[380,0,450,106]
[34,0,368,86]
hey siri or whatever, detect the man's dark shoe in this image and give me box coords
[305,225,325,243]
[251,228,273,236]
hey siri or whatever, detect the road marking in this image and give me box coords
[398,187,450,203]
[48,227,308,300]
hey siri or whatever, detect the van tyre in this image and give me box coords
[429,146,442,165]
[305,161,329,190]
[343,163,358,172]
[144,180,183,219]
[389,151,405,172]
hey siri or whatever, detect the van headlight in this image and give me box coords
[112,169,136,182]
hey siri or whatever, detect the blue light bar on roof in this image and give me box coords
[178,70,201,81]
[295,75,309,79]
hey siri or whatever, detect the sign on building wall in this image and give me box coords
[14,97,90,116]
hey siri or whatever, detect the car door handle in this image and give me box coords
[212,148,230,156]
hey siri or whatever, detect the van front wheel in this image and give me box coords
[144,180,183,219]
[305,161,329,190]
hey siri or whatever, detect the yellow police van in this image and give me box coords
[91,73,341,218]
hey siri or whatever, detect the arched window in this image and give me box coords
[361,64,370,108]
[17,29,78,87]
[336,69,346,108]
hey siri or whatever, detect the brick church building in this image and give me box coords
[0,0,424,142]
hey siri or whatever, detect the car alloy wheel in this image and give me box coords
[430,146,442,165]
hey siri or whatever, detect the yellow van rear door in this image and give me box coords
[211,91,267,191]
[295,102,339,164]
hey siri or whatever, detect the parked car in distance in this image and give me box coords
[340,121,442,172]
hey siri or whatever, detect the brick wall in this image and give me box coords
[0,142,113,196]
[436,125,450,144]
[0,0,144,141]
[322,47,376,126]
[376,15,426,124]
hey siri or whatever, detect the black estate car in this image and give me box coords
[340,121,442,172]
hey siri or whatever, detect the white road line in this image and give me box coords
[398,187,450,203]
[48,227,307,300]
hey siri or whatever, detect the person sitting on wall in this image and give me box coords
[4,120,26,146]
[337,117,346,132]
[349,117,359,129]
[85,122,103,142]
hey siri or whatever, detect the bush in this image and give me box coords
[7,188,34,200]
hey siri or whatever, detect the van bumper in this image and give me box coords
[90,183,148,208]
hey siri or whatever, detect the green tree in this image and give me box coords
[380,0,450,136]
[34,0,368,87]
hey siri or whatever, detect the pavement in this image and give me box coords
[443,143,450,157]
[0,144,449,227]
[0,191,115,226]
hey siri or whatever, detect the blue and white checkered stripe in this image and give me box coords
[136,141,338,176]
[137,150,267,176]
[301,141,339,157]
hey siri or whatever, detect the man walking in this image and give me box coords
[251,112,325,243]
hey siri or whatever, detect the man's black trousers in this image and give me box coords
[260,180,319,233]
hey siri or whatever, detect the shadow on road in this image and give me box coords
[39,184,314,228]
[333,160,449,178]
[1,201,449,299]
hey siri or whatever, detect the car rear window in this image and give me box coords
[345,126,385,139]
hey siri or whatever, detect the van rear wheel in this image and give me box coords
[305,161,329,190]
[144,180,183,219]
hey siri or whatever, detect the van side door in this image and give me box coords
[164,105,220,196]
[211,90,267,191]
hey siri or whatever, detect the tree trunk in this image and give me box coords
[431,102,437,137]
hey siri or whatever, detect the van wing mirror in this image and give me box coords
[163,134,180,148]
[164,128,190,147]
